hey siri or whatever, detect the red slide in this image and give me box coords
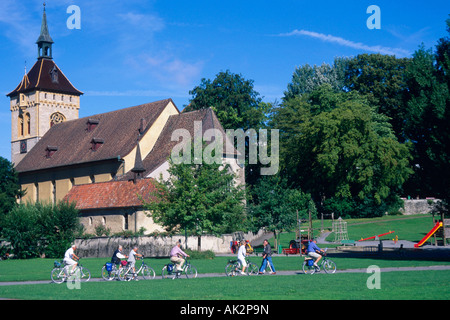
[414,222,443,248]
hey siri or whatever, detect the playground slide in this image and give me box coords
[414,222,443,248]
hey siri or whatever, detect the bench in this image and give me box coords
[340,240,356,246]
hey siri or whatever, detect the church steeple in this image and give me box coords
[36,3,53,59]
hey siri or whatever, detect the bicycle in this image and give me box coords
[51,259,91,284]
[101,261,125,281]
[302,248,337,275]
[162,257,198,279]
[225,258,259,276]
[118,256,156,281]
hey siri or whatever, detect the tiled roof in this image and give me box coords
[63,178,158,210]
[15,99,176,172]
[120,107,237,181]
[7,58,83,97]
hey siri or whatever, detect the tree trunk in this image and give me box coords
[197,235,201,251]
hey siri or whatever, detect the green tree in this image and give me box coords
[403,19,450,210]
[284,57,349,100]
[0,157,24,226]
[143,143,245,250]
[248,175,315,247]
[184,70,267,131]
[271,85,412,218]
[344,53,411,140]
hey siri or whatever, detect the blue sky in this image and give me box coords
[1,0,449,162]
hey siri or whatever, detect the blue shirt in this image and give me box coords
[307,241,321,254]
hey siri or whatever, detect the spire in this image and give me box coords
[36,3,53,59]
[131,138,145,183]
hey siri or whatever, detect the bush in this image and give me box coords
[1,201,81,258]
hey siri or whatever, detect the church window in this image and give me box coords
[50,112,65,127]
[24,113,30,136]
[18,115,24,137]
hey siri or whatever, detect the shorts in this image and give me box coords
[307,252,321,259]
[238,258,247,268]
[128,261,136,268]
[64,258,77,266]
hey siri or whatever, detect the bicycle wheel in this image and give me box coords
[101,266,115,281]
[161,265,172,279]
[118,266,133,281]
[185,264,197,279]
[79,267,91,282]
[142,266,156,280]
[302,261,316,274]
[247,263,259,275]
[51,267,65,284]
[225,262,238,276]
[323,259,337,274]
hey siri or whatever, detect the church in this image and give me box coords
[7,6,244,235]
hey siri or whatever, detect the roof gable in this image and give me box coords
[15,99,176,172]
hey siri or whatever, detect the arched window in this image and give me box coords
[18,115,24,137]
[24,113,30,136]
[50,112,66,127]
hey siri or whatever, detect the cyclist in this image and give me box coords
[111,245,128,269]
[63,244,80,275]
[170,239,190,275]
[127,246,143,281]
[307,238,325,268]
[237,240,248,274]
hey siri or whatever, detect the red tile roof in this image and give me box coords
[7,58,83,97]
[63,178,159,210]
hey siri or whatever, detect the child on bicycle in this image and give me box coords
[237,240,248,274]
[127,246,143,280]
[307,239,325,268]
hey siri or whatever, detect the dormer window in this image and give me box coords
[91,138,104,151]
[45,146,58,158]
[87,119,99,132]
[49,65,59,83]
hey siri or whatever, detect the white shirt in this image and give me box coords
[237,245,246,261]
[64,248,74,261]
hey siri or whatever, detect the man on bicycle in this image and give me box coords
[63,244,80,275]
[307,239,325,268]
[127,246,143,281]
[170,240,190,274]
[111,245,128,269]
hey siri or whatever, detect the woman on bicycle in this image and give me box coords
[307,239,325,268]
[237,240,248,274]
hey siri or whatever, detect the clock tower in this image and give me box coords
[7,4,83,165]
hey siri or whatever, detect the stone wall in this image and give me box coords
[74,229,266,258]
[400,199,440,215]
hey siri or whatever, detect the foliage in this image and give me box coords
[272,85,412,218]
[1,201,81,259]
[143,143,246,249]
[184,70,267,131]
[247,175,315,245]
[284,57,349,100]
[0,157,24,227]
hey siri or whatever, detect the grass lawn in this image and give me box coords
[0,270,449,300]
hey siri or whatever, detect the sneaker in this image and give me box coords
[271,272,276,275]
[240,271,246,275]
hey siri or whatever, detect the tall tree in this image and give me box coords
[344,53,411,141]
[143,143,245,250]
[284,57,348,100]
[184,70,267,131]
[271,85,412,218]
[0,157,24,226]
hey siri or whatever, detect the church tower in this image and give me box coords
[7,4,83,165]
